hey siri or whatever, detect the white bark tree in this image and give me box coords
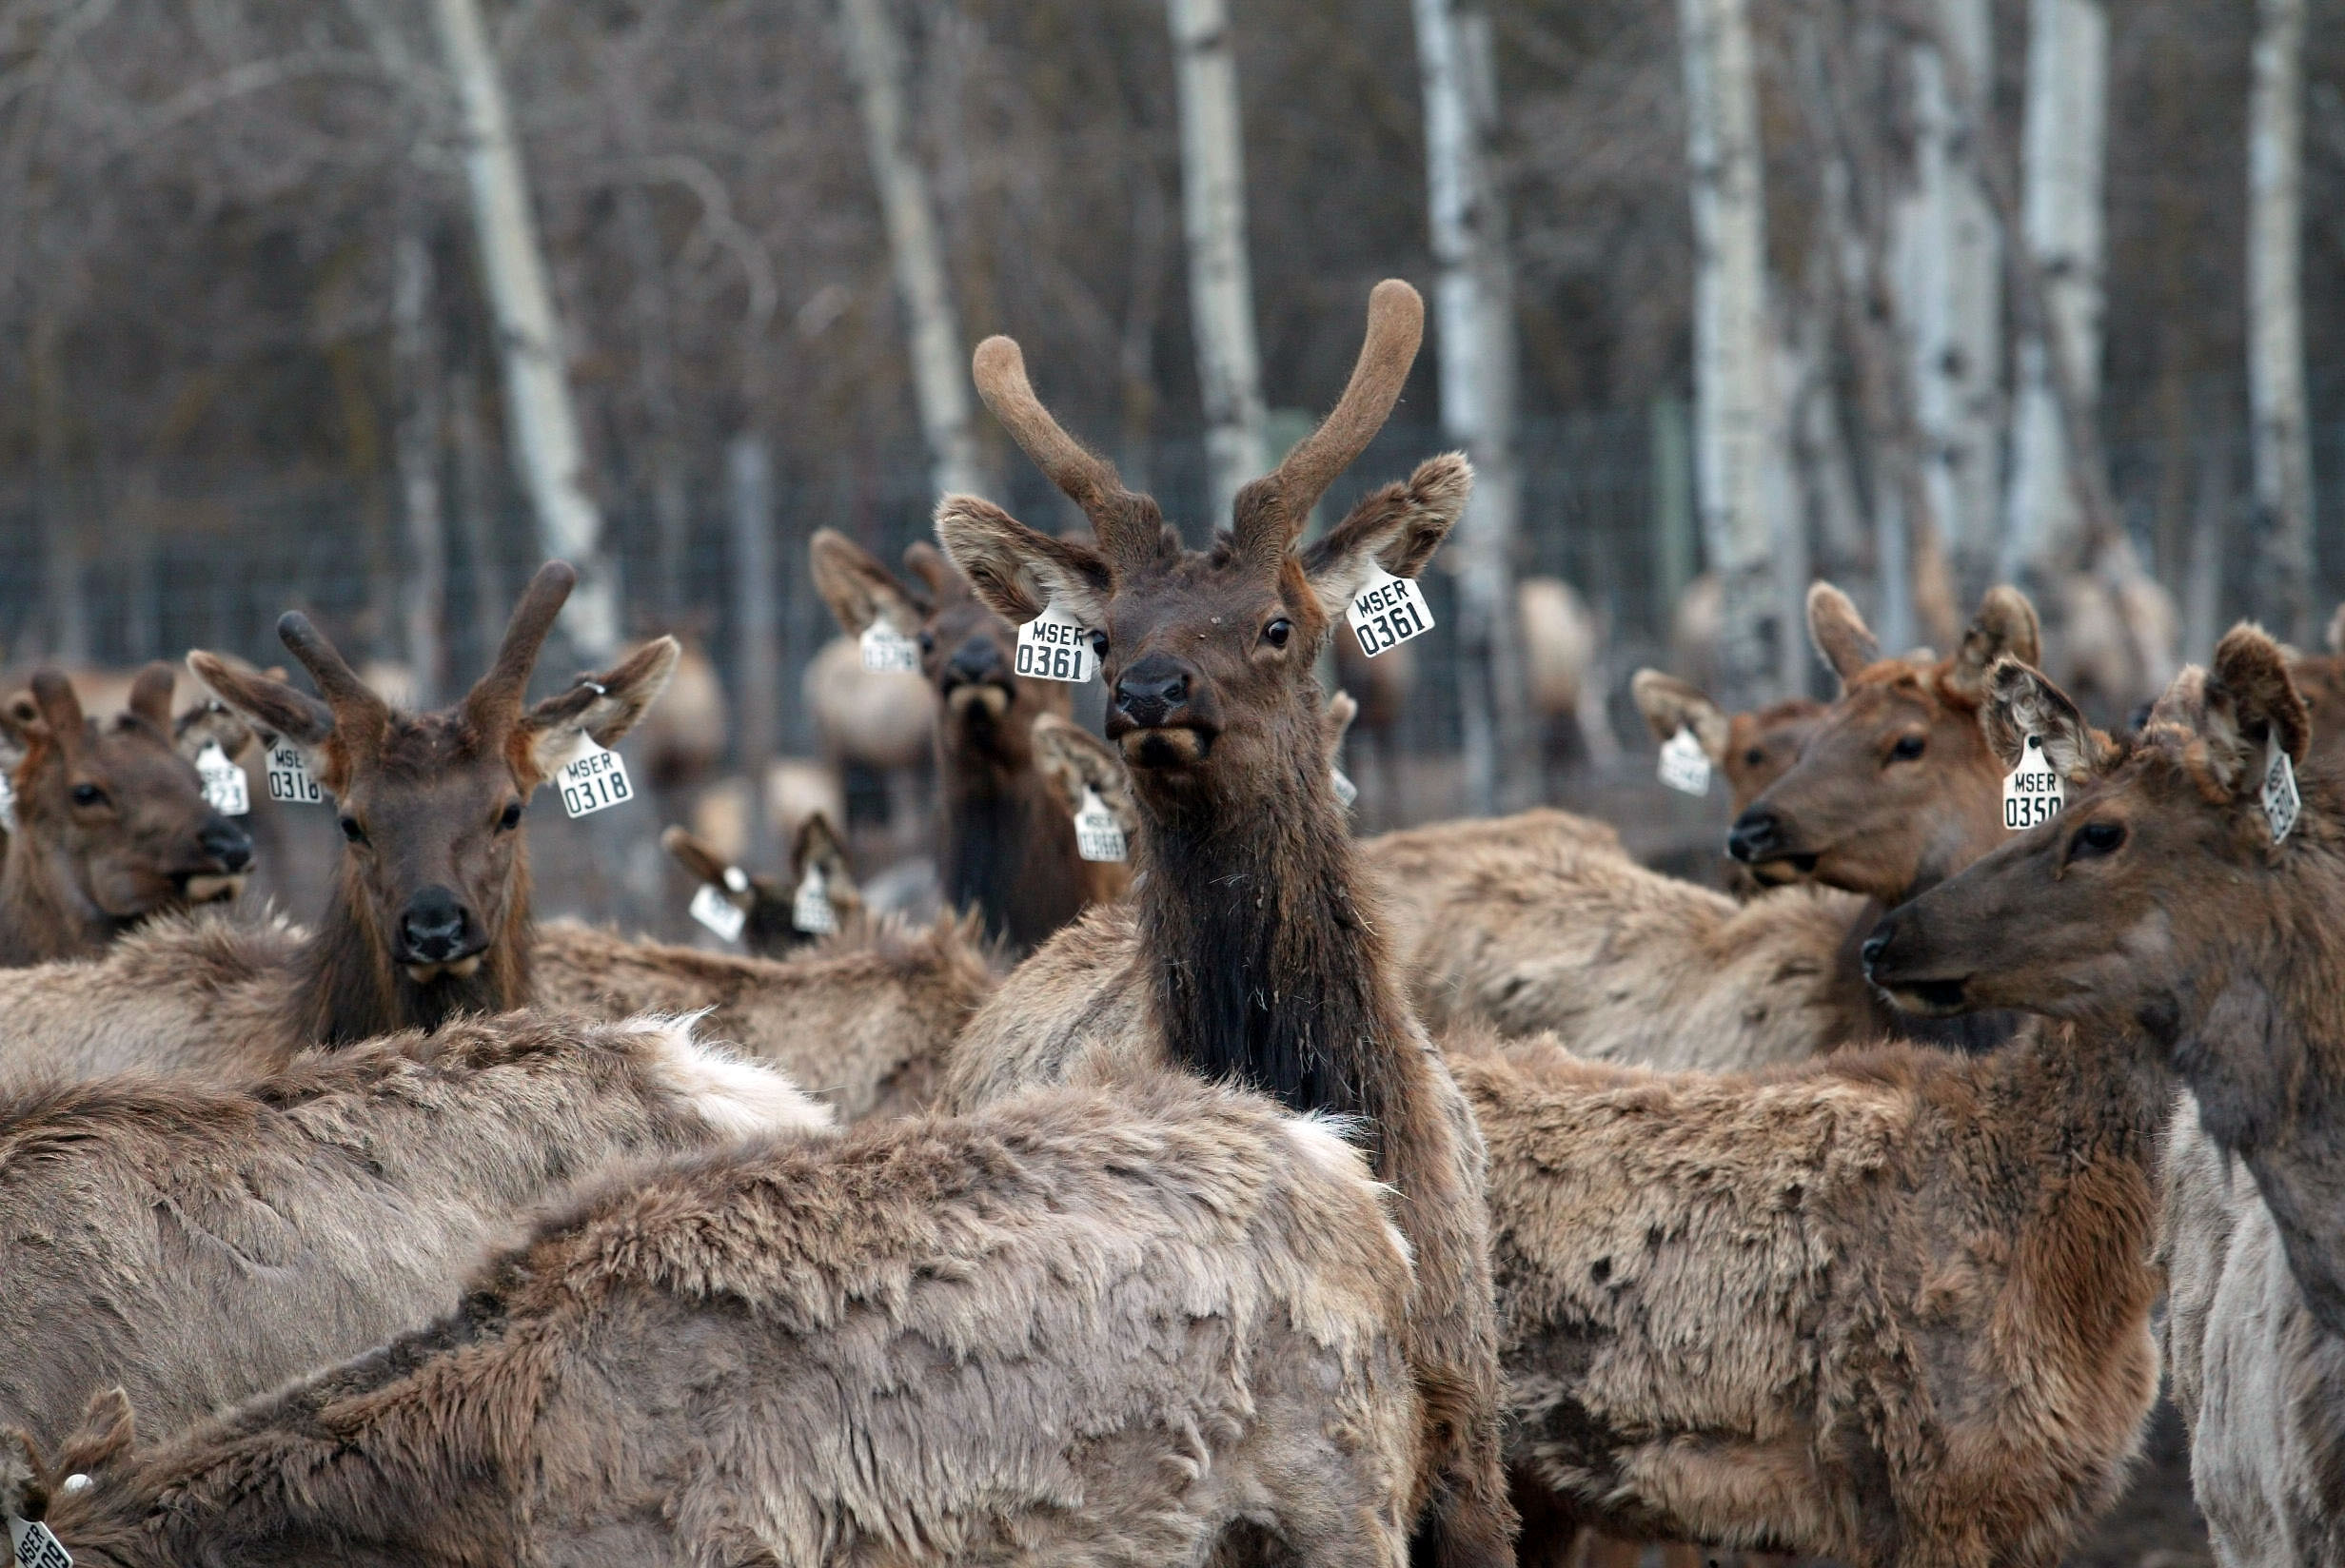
[1167,0,1268,519]
[430,0,619,657]
[2249,0,2313,644]
[838,0,991,502]
[1679,0,1785,709]
[393,226,448,705]
[1414,0,1536,808]
[1999,0,2108,583]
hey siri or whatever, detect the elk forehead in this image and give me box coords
[1104,553,1321,667]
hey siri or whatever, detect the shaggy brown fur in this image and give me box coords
[531,911,995,1120]
[0,665,251,964]
[18,1075,1420,1568]
[814,529,1096,953]
[2291,602,2345,774]
[1465,1020,2165,1568]
[0,1009,824,1450]
[660,812,864,957]
[939,281,1514,1568]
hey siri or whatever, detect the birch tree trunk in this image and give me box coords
[1167,0,1268,519]
[1680,0,1784,709]
[729,435,779,868]
[838,0,991,501]
[30,309,89,664]
[430,0,619,657]
[1999,0,2107,583]
[2249,0,2313,644]
[393,227,448,707]
[1415,0,1535,807]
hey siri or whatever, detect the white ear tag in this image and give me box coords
[1074,787,1128,862]
[1345,566,1435,657]
[1330,767,1359,809]
[10,1515,72,1568]
[0,771,17,833]
[556,735,635,819]
[792,864,838,934]
[2262,735,2301,845]
[689,881,747,943]
[195,743,249,815]
[266,741,324,804]
[859,621,921,674]
[1657,727,1711,796]
[722,865,750,894]
[1014,603,1096,684]
[2001,735,2063,831]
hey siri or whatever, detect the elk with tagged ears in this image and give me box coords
[661,813,864,957]
[937,278,1514,1568]
[0,665,252,965]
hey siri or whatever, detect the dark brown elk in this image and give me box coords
[812,530,1095,953]
[937,279,1513,1568]
[0,1011,822,1450]
[660,812,863,956]
[0,664,251,965]
[12,1074,1421,1568]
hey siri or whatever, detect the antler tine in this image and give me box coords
[464,561,577,729]
[1240,279,1425,554]
[277,613,390,736]
[972,337,1151,559]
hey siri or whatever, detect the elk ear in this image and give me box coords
[790,813,858,906]
[1322,689,1359,764]
[900,541,967,610]
[2327,602,2345,657]
[173,697,257,764]
[125,663,177,731]
[1806,583,1880,685]
[811,530,925,637]
[0,692,39,780]
[1981,658,2113,781]
[2196,622,2312,794]
[1630,670,1731,763]
[660,825,737,891]
[935,496,1112,628]
[516,637,680,786]
[1301,453,1470,616]
[1948,586,2042,698]
[190,651,334,772]
[1032,712,1136,833]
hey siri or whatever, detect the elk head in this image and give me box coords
[191,563,677,1038]
[0,664,253,947]
[1631,669,1823,813]
[2289,601,2345,774]
[1727,581,2039,900]
[661,813,861,956]
[938,279,1460,833]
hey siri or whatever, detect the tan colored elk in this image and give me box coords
[0,665,252,965]
[937,279,1513,1568]
[12,1074,1422,1568]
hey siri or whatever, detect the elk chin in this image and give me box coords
[179,872,246,905]
[1747,853,1819,887]
[1876,976,1975,1016]
[945,682,1012,723]
[403,953,485,985]
[1118,726,1212,771]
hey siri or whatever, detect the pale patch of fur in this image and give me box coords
[636,1013,835,1138]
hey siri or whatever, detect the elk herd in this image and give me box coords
[3,280,2343,1568]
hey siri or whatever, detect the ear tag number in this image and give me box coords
[556,735,634,819]
[266,741,324,805]
[860,621,921,674]
[1074,787,1128,863]
[1346,566,1434,658]
[195,743,249,816]
[2001,735,2062,831]
[792,864,838,935]
[2262,735,2301,845]
[690,881,748,943]
[1015,603,1096,684]
[10,1515,72,1568]
[1330,767,1359,809]
[1658,727,1712,796]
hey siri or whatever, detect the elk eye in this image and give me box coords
[1263,617,1293,649]
[1744,749,1764,768]
[1890,735,1926,763]
[918,631,935,654]
[340,816,367,845]
[1090,631,1110,658]
[497,800,524,832]
[2069,821,2126,861]
[69,783,105,808]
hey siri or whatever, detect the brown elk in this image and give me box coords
[0,664,252,965]
[13,1073,1421,1568]
[1630,670,1823,813]
[2292,601,2345,772]
[661,812,863,956]
[812,531,1098,952]
[936,279,1512,1568]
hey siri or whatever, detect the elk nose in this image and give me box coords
[1113,655,1192,729]
[399,886,473,964]
[200,817,252,873]
[1861,928,1894,977]
[946,636,1004,684]
[1727,806,1784,864]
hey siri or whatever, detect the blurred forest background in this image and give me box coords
[0,0,2338,923]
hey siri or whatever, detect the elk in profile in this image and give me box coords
[938,279,1513,1568]
[661,813,863,956]
[0,665,252,965]
[812,532,1098,952]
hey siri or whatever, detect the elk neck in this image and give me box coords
[0,828,126,964]
[291,850,535,1049]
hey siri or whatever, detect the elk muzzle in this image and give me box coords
[1859,912,1973,1015]
[1108,654,1214,768]
[397,884,486,981]
[1725,804,1818,880]
[175,815,254,904]
[941,636,1013,721]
